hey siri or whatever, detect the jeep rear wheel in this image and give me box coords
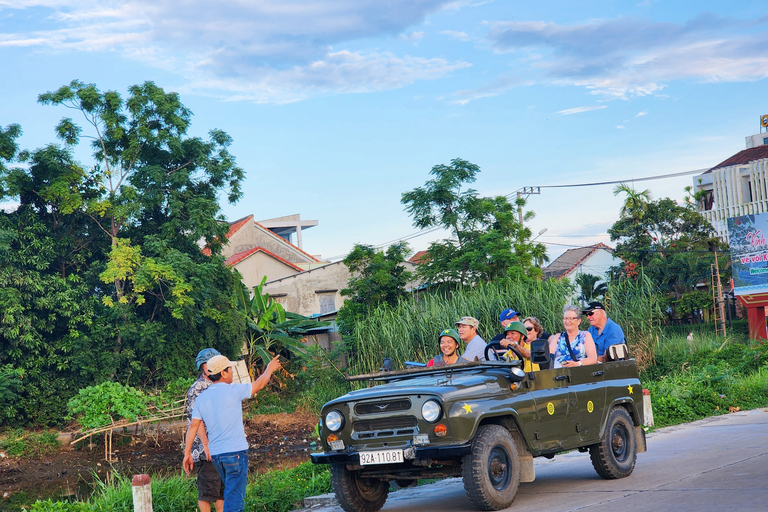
[462,424,520,510]
[330,463,389,512]
[590,407,637,479]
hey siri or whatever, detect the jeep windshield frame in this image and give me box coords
[346,360,521,383]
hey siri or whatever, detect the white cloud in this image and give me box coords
[557,105,607,115]
[636,111,648,117]
[486,14,768,99]
[441,30,470,41]
[3,0,465,103]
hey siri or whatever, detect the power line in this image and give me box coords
[509,167,708,197]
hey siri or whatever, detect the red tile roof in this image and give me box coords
[710,145,768,172]
[543,243,615,279]
[409,250,429,264]
[201,214,254,256]
[224,246,304,272]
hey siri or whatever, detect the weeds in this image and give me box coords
[0,429,59,458]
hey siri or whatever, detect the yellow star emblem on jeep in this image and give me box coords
[627,384,634,394]
[462,403,472,414]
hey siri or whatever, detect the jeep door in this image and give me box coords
[526,367,576,452]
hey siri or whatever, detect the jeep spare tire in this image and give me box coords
[462,424,521,510]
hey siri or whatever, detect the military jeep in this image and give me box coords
[311,341,646,512]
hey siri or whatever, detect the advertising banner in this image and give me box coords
[727,212,768,295]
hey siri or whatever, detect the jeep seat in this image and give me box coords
[605,343,629,362]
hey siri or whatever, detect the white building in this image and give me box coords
[693,129,768,242]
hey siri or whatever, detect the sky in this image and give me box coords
[2,0,768,263]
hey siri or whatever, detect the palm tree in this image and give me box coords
[613,183,652,220]
[575,273,608,305]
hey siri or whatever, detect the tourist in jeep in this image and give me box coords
[499,321,539,372]
[548,304,598,368]
[427,328,462,367]
[457,316,486,362]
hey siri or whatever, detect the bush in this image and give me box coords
[67,382,160,429]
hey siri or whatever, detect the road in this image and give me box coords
[299,407,768,512]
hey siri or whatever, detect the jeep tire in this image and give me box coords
[590,407,637,479]
[330,463,389,512]
[462,424,521,510]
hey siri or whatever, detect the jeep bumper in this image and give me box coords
[310,443,473,465]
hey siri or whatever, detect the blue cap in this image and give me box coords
[499,309,520,322]
[195,348,221,370]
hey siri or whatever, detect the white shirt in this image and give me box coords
[462,334,487,362]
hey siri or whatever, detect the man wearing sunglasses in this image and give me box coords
[584,301,625,363]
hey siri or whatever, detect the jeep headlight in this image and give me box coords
[325,410,344,432]
[421,400,442,423]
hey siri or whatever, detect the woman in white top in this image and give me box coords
[548,305,598,368]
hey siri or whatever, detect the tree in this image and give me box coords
[34,80,246,370]
[337,242,414,335]
[401,158,547,284]
[608,193,728,320]
[614,183,652,220]
[575,273,607,305]
[0,82,249,425]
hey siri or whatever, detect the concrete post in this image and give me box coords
[642,388,654,427]
[132,474,153,512]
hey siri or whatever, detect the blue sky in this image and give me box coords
[2,0,768,262]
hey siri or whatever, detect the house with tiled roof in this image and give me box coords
[543,243,622,281]
[213,214,326,292]
[694,127,768,243]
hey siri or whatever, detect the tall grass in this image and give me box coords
[347,279,572,375]
[605,273,663,369]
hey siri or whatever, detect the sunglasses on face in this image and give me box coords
[526,326,534,331]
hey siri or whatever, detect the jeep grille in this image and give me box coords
[355,399,411,415]
[353,416,418,438]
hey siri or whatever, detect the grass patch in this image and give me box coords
[0,429,60,458]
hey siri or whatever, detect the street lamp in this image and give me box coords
[532,228,548,241]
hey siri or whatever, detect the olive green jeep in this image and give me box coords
[311,341,646,512]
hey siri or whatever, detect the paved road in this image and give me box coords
[299,408,768,512]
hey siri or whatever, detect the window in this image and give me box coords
[317,293,336,314]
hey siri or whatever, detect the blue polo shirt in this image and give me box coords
[191,382,252,456]
[588,318,625,357]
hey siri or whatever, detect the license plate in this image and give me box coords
[359,449,404,466]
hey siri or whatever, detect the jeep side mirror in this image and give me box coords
[530,339,551,369]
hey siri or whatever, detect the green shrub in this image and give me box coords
[67,382,160,429]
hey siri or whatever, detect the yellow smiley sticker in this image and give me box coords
[587,400,594,413]
[547,402,555,415]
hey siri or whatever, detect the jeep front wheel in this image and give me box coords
[462,424,520,510]
[590,407,637,479]
[330,463,389,512]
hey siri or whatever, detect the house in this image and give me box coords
[693,127,768,243]
[215,214,325,292]
[543,243,622,282]
[262,260,421,319]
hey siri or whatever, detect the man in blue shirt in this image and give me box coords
[183,355,281,512]
[584,301,625,362]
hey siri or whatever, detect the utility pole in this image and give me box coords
[516,186,541,225]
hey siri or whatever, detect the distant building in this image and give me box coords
[693,127,768,243]
[212,214,325,292]
[543,243,622,281]
[263,260,421,319]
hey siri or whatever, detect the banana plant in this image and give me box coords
[237,276,329,377]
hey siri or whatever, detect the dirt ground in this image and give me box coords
[0,411,318,506]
